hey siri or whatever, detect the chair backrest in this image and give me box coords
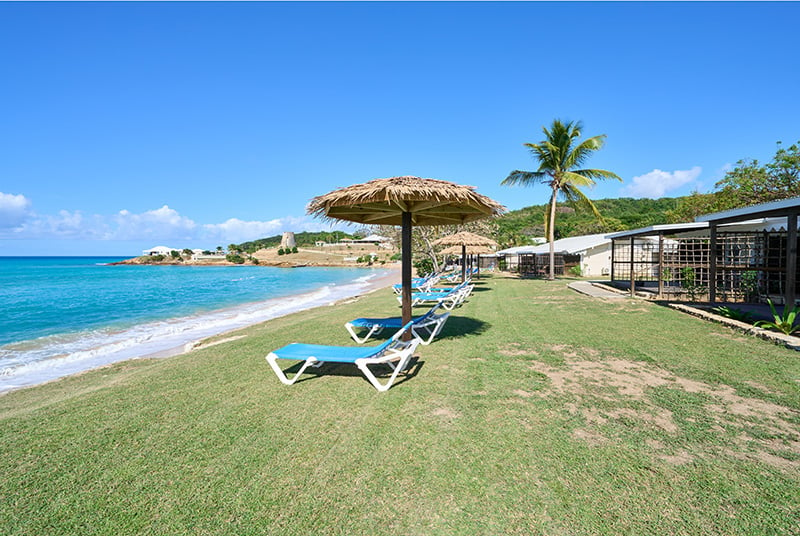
[390,321,416,343]
[415,304,443,323]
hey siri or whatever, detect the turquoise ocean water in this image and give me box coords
[0,257,390,393]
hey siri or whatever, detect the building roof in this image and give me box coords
[607,222,709,239]
[359,234,391,242]
[696,196,800,224]
[607,217,800,240]
[497,233,610,255]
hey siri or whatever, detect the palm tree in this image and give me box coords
[502,119,621,280]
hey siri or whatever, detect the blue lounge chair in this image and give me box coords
[397,281,473,310]
[265,322,419,392]
[392,274,440,294]
[344,304,450,345]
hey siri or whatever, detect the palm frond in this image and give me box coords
[574,168,623,182]
[561,184,603,221]
[564,135,607,169]
[501,170,548,186]
[560,171,597,189]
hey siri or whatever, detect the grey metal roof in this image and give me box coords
[607,222,708,239]
[497,233,610,255]
[696,196,800,223]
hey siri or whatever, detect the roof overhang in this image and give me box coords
[607,222,708,239]
[696,196,800,224]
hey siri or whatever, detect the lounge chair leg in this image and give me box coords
[356,354,412,392]
[344,323,382,344]
[265,354,320,386]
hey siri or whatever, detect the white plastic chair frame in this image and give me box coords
[265,322,420,392]
[344,306,450,345]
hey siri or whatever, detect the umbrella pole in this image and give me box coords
[401,211,412,341]
[461,245,467,283]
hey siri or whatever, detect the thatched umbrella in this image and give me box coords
[308,176,504,338]
[433,231,498,281]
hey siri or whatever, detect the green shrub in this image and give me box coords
[569,265,582,277]
[292,246,298,254]
[226,254,246,264]
[413,257,434,277]
[754,299,800,335]
[710,305,754,323]
[277,248,285,256]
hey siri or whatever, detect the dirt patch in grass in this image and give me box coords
[431,407,461,421]
[529,351,800,472]
[499,343,538,357]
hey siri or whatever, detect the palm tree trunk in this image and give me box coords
[548,187,558,280]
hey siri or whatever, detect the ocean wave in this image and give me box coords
[0,271,386,394]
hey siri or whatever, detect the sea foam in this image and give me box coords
[0,272,383,394]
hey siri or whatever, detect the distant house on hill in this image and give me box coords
[143,246,177,256]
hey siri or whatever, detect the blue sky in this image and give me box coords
[1,1,798,256]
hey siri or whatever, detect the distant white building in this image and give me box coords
[143,246,178,256]
[497,233,613,276]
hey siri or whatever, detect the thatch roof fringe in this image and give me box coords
[307,176,505,226]
[432,231,498,247]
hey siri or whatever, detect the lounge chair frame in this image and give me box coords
[344,304,450,345]
[266,322,419,392]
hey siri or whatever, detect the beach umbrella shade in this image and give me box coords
[433,231,498,281]
[307,176,504,338]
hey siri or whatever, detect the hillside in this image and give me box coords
[495,196,684,246]
[232,197,688,252]
[236,231,355,253]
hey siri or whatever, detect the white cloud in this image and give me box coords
[1,200,325,248]
[0,192,32,228]
[15,210,110,239]
[622,166,702,198]
[113,205,198,241]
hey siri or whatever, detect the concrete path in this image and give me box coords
[568,280,629,299]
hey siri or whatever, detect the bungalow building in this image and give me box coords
[607,196,800,304]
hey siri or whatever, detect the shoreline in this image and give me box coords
[0,265,401,395]
[177,266,401,355]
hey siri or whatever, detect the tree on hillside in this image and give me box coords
[669,140,800,222]
[501,119,621,280]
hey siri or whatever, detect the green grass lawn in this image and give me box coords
[2,274,799,535]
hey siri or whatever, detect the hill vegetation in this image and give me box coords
[495,197,682,247]
[235,231,354,253]
[232,139,799,251]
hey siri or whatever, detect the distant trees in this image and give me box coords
[502,119,621,279]
[669,140,800,222]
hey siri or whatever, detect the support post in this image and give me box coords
[630,236,635,297]
[610,239,615,281]
[658,234,664,299]
[786,213,797,308]
[709,224,717,303]
[401,211,413,341]
[461,245,467,283]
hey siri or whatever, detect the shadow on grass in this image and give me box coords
[275,357,425,389]
[351,315,490,343]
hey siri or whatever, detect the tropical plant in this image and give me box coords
[740,270,760,302]
[501,119,621,279]
[710,305,754,323]
[754,299,800,335]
